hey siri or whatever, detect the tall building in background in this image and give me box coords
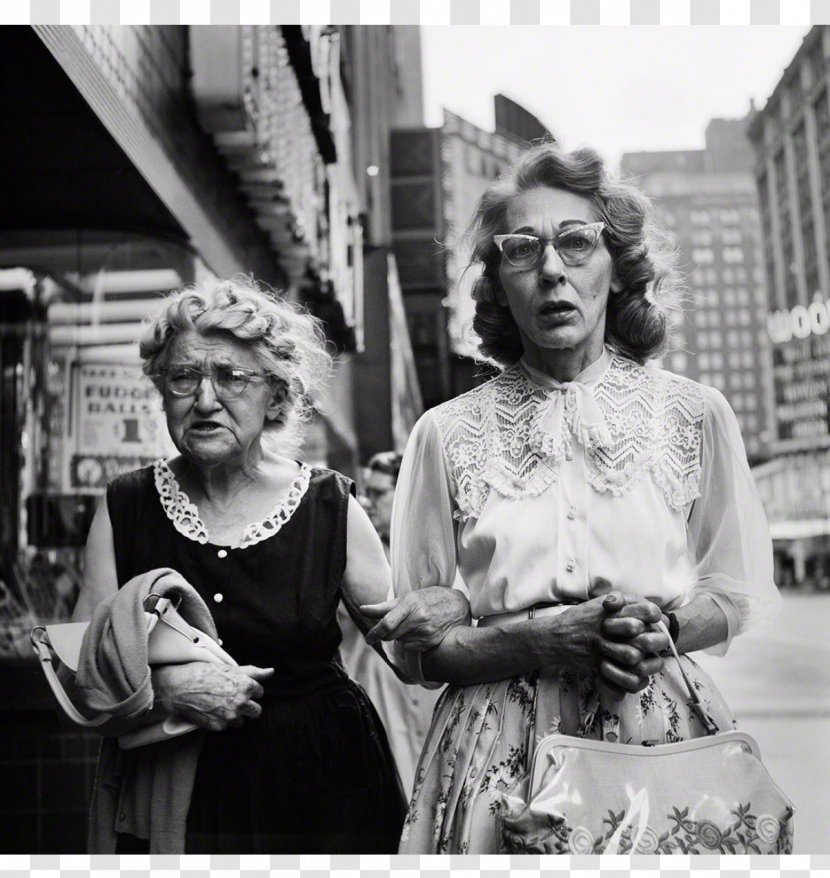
[391,98,551,407]
[747,25,830,588]
[621,116,774,464]
[342,25,424,456]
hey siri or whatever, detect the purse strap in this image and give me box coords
[30,627,111,728]
[655,619,720,736]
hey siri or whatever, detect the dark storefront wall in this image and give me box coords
[0,28,197,854]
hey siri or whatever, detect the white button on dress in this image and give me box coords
[217,549,228,558]
[213,593,224,603]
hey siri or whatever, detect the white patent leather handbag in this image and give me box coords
[498,623,795,854]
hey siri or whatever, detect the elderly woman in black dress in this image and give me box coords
[73,276,468,853]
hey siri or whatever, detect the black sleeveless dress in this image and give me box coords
[107,462,406,853]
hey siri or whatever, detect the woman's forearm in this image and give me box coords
[420,618,557,685]
[420,609,603,686]
[671,595,729,654]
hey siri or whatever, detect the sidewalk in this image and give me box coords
[694,594,830,853]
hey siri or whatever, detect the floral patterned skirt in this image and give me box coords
[398,657,735,854]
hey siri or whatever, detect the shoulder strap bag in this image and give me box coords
[498,622,795,854]
[31,593,236,749]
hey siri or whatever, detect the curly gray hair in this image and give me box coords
[139,275,331,453]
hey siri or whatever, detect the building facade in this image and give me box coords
[342,25,425,456]
[391,99,550,406]
[621,117,775,464]
[0,23,418,851]
[747,25,830,587]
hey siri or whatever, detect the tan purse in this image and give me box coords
[31,593,236,749]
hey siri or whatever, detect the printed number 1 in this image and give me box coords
[122,418,141,443]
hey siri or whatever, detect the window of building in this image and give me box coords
[671,352,688,372]
[729,351,742,368]
[691,210,711,225]
[725,310,738,326]
[745,394,758,410]
[698,352,710,370]
[722,228,743,245]
[723,247,745,263]
[746,413,759,431]
[723,288,737,306]
[711,352,724,369]
[739,311,752,327]
[693,248,715,264]
[710,331,723,348]
[722,268,735,283]
[737,287,750,306]
[710,373,726,391]
[736,267,748,282]
[705,269,718,284]
[720,209,740,224]
[700,372,712,385]
[695,309,707,326]
[693,230,713,246]
[742,350,754,368]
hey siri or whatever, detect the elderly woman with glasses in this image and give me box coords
[72,276,469,853]
[365,143,782,853]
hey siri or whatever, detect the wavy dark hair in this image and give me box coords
[465,143,683,366]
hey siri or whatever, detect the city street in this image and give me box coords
[695,593,830,853]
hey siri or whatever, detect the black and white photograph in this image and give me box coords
[0,4,828,861]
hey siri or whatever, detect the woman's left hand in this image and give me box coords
[596,592,670,697]
[361,587,472,651]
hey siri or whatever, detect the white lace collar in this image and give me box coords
[432,354,705,520]
[153,459,313,549]
[518,347,612,390]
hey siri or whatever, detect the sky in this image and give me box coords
[421,26,811,167]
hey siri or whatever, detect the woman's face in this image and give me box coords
[159,330,282,469]
[496,186,620,366]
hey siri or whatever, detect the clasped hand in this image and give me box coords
[594,592,670,697]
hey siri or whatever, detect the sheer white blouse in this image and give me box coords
[390,348,781,682]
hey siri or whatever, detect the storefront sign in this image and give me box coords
[769,294,830,442]
[768,296,830,344]
[63,362,173,492]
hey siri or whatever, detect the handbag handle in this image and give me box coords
[30,627,111,728]
[655,619,720,735]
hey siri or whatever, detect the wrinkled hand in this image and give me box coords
[153,662,274,732]
[361,587,472,651]
[596,592,669,698]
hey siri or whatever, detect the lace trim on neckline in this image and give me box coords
[432,356,704,521]
[153,459,313,549]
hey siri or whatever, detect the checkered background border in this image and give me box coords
[1,0,828,873]
[1,851,829,873]
[0,0,829,24]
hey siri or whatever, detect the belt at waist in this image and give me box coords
[477,602,573,628]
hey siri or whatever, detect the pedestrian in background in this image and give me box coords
[337,451,448,797]
[71,276,468,853]
[367,142,783,853]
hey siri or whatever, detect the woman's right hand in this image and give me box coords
[550,592,667,694]
[597,592,669,695]
[152,662,274,732]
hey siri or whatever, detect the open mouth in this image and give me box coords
[539,302,577,319]
[189,421,223,433]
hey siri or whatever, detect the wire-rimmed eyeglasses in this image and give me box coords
[155,365,268,400]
